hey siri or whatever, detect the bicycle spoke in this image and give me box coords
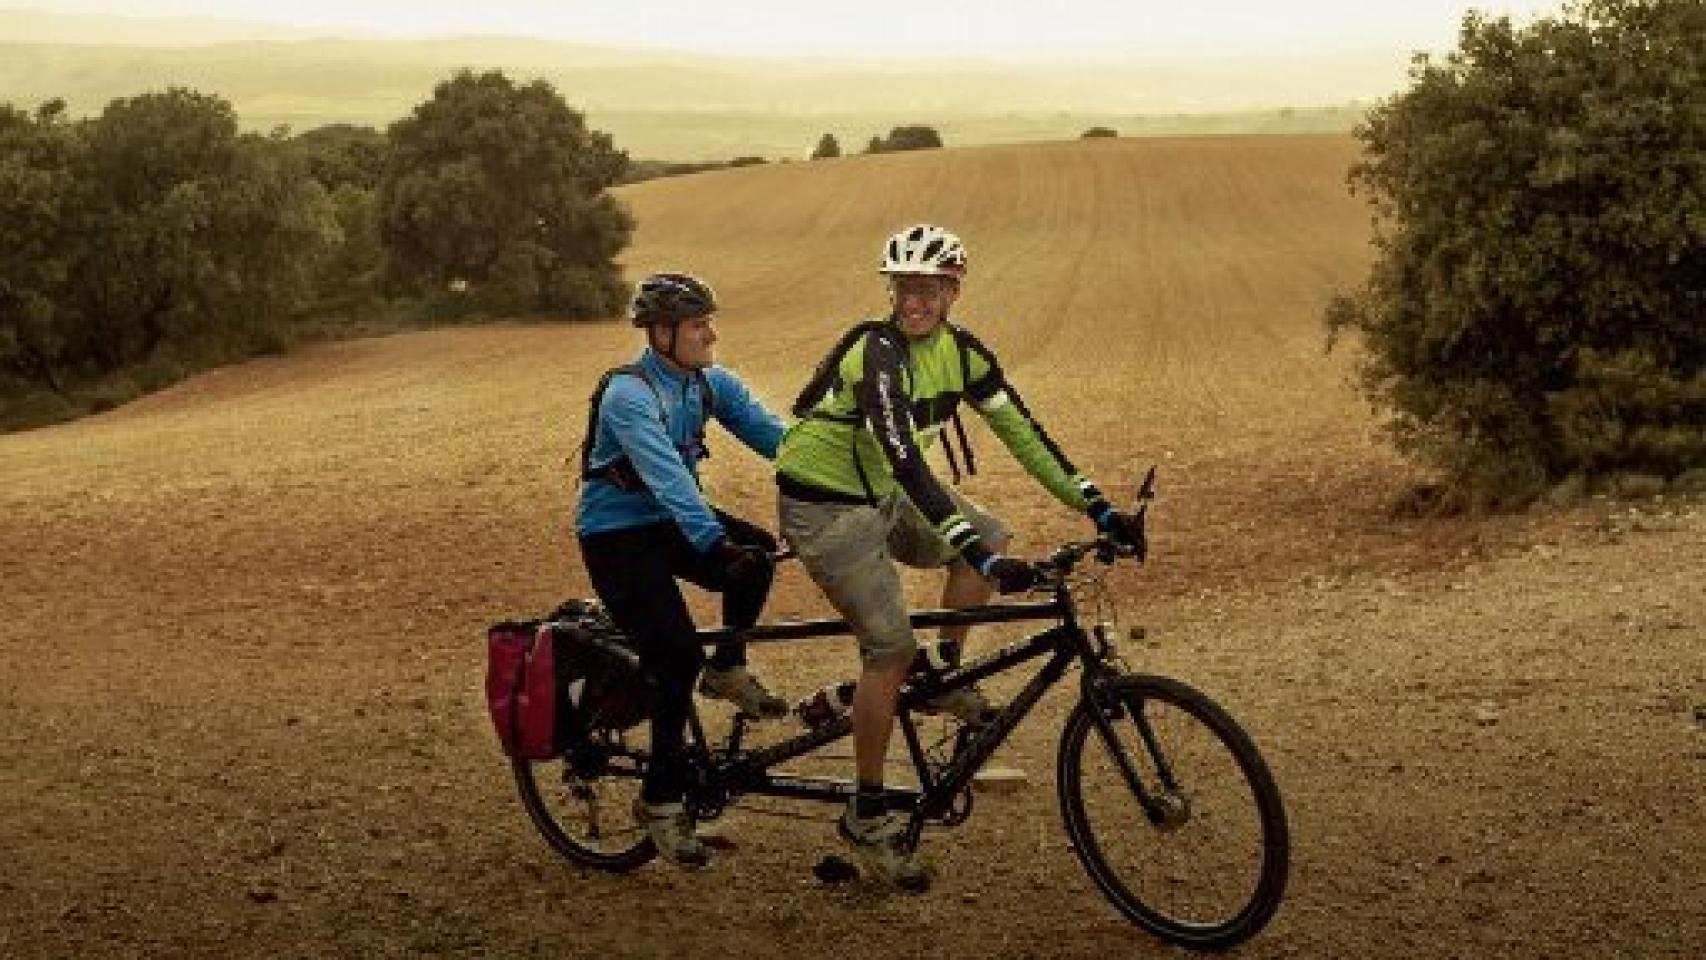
[1059,676,1288,949]
[1089,699,1263,922]
[512,731,656,872]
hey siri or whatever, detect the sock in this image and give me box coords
[855,782,886,819]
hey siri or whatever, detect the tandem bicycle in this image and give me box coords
[508,475,1290,950]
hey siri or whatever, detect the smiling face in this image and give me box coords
[888,274,959,338]
[650,315,717,370]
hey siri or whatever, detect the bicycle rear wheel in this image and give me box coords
[1057,674,1288,951]
[512,730,656,872]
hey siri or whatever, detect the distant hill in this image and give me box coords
[0,6,324,45]
[0,8,1394,159]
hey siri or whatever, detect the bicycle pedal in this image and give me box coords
[971,766,1029,794]
[696,818,738,850]
[732,707,789,723]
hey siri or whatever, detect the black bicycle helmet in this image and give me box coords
[630,272,717,327]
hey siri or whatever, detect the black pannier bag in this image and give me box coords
[485,599,649,759]
[547,599,650,744]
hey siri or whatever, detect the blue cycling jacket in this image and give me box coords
[575,348,785,552]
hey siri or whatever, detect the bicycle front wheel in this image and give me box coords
[1057,674,1288,951]
[512,730,655,873]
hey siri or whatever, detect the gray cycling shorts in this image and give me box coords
[778,488,1010,667]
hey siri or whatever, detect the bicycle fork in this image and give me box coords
[1081,671,1190,831]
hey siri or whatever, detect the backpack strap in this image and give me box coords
[579,364,649,490]
[791,319,891,421]
[943,322,979,481]
[690,368,714,463]
[948,327,989,480]
[579,363,671,492]
[793,319,981,490]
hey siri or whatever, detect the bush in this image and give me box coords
[871,125,943,153]
[1326,0,1705,508]
[1081,126,1118,139]
[295,183,390,326]
[293,124,387,191]
[620,159,723,184]
[811,133,841,159]
[378,70,632,319]
[1,88,339,392]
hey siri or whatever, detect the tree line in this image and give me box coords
[0,67,957,429]
[6,1,1699,508]
[810,125,944,160]
[0,69,631,429]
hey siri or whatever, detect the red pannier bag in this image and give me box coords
[486,600,649,759]
[486,619,558,759]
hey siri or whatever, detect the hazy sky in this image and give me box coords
[33,1,1567,58]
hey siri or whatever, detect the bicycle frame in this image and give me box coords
[518,470,1289,951]
[651,589,1113,847]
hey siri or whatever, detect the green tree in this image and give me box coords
[811,133,841,159]
[308,184,388,324]
[291,125,390,325]
[3,88,338,397]
[63,88,338,372]
[880,125,944,152]
[0,99,79,393]
[294,123,388,191]
[1326,0,1705,507]
[378,69,632,319]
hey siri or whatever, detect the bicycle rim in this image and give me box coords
[511,733,655,873]
[1057,674,1289,950]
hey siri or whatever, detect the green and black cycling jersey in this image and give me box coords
[775,317,1107,570]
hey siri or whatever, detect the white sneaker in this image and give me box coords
[837,804,930,893]
[633,799,709,868]
[699,666,788,719]
[923,683,999,726]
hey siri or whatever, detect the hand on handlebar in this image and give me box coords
[979,555,1045,594]
[1090,502,1148,561]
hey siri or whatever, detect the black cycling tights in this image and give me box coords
[580,509,777,804]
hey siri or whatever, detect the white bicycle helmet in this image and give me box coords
[879,224,968,278]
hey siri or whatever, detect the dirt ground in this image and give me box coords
[2,338,1699,959]
[2,138,1702,957]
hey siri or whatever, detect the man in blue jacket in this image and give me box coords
[576,272,788,868]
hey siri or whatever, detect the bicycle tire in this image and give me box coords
[1057,674,1289,951]
[512,735,656,873]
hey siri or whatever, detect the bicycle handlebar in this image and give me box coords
[1037,535,1136,578]
[767,466,1155,586]
[1031,465,1157,585]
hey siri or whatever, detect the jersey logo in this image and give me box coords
[876,370,909,461]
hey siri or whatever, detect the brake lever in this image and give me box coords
[1128,466,1157,563]
[1135,465,1158,503]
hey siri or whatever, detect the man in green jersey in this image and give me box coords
[775,223,1145,889]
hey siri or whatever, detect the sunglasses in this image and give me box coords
[889,276,955,299]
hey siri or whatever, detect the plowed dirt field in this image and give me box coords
[2,136,1701,959]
